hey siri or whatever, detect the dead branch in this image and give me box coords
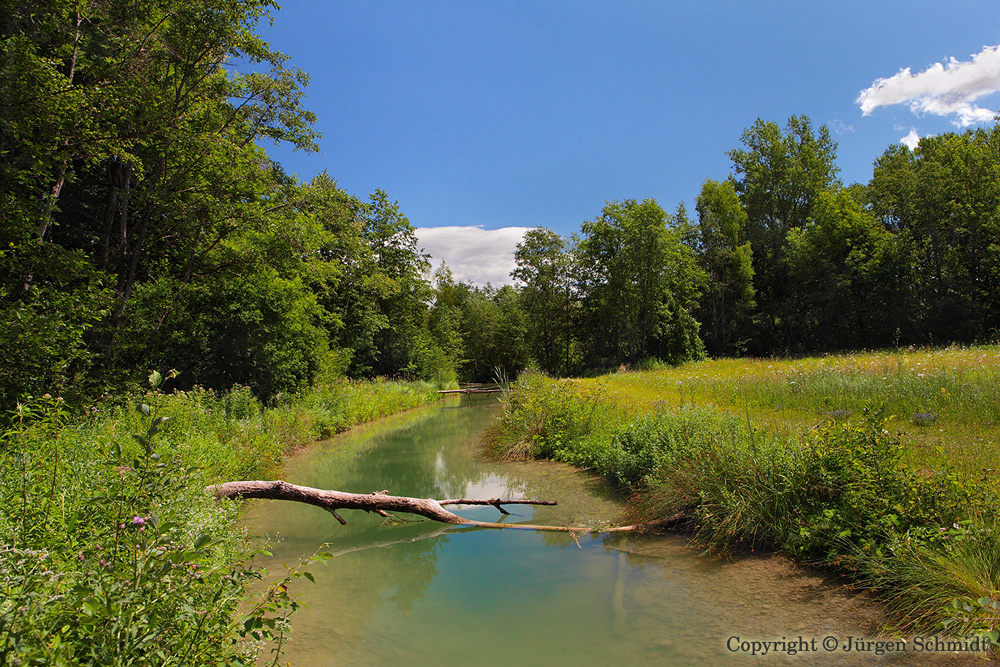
[207,480,640,533]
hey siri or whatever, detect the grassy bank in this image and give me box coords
[484,351,1000,651]
[0,377,440,666]
[585,345,1000,479]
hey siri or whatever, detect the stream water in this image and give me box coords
[244,395,982,666]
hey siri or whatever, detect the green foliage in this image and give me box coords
[726,115,841,353]
[869,125,1000,344]
[695,179,755,356]
[122,270,329,401]
[0,398,289,665]
[576,199,706,369]
[513,227,574,376]
[483,371,624,462]
[0,240,112,410]
[488,371,994,641]
[785,190,907,350]
[858,519,1000,649]
[456,284,530,382]
[0,375,438,664]
[352,189,433,379]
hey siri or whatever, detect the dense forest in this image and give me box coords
[4,1,1000,415]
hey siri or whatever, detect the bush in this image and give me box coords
[483,371,623,462]
[0,397,298,665]
[0,375,439,664]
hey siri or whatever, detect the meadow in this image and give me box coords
[484,346,1000,651]
[586,346,1000,481]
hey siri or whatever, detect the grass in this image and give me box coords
[484,348,1000,653]
[579,345,1000,482]
[0,378,441,665]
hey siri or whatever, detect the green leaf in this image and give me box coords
[82,598,101,616]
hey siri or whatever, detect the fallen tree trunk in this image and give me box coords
[207,480,646,533]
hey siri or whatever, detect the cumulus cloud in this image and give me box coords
[857,45,1000,126]
[900,128,921,150]
[415,226,530,286]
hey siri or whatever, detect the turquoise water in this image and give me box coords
[244,395,980,666]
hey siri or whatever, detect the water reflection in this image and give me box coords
[245,396,986,667]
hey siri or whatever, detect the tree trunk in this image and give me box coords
[207,480,652,533]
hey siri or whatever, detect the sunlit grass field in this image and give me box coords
[577,345,1000,483]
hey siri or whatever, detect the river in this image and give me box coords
[243,394,982,666]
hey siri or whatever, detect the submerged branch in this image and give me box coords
[207,480,643,533]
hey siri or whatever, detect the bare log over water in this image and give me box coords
[436,388,502,394]
[207,480,647,533]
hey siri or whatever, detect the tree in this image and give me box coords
[512,227,573,375]
[454,283,528,382]
[357,190,432,378]
[695,179,755,356]
[869,126,1000,343]
[576,199,704,368]
[785,190,905,350]
[421,263,464,384]
[727,115,840,352]
[0,0,320,404]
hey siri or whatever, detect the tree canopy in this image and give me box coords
[2,1,998,409]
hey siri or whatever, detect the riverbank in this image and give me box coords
[483,348,1000,656]
[245,393,931,666]
[0,378,441,665]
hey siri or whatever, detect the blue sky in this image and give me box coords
[252,1,1000,284]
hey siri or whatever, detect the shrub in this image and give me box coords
[0,398,302,665]
[0,375,437,664]
[482,371,623,462]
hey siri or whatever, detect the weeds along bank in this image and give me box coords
[0,377,439,665]
[484,358,1000,651]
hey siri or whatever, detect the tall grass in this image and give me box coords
[586,345,1000,479]
[487,358,1000,652]
[0,378,440,665]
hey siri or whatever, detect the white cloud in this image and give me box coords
[857,45,1000,126]
[899,127,920,151]
[830,119,855,135]
[900,128,921,150]
[415,226,530,286]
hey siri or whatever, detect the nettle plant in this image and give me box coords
[0,372,323,666]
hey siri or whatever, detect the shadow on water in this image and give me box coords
[243,395,989,667]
